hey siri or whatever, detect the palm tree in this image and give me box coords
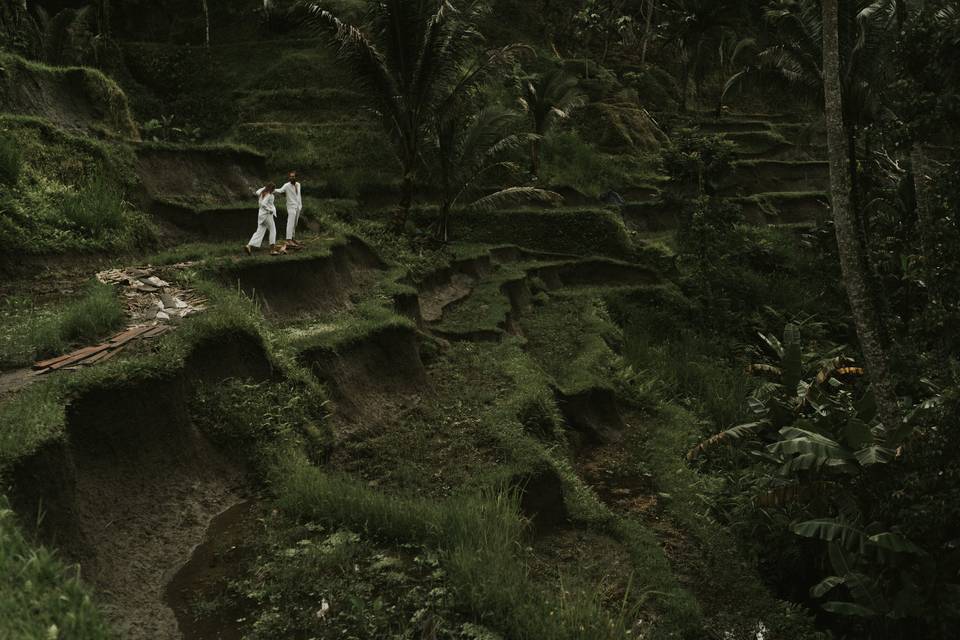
[427,106,561,242]
[311,1,520,225]
[201,0,210,47]
[517,69,584,178]
[662,0,742,111]
[722,0,897,280]
[822,0,900,440]
[723,0,896,167]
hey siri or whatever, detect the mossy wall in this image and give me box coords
[0,51,138,138]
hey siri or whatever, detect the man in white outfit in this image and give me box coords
[274,171,303,246]
[244,183,278,255]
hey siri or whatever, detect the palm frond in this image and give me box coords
[309,7,402,119]
[465,187,562,213]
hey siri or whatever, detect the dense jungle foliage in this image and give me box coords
[1,1,959,639]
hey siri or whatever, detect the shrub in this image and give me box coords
[0,135,21,187]
[29,282,125,359]
[60,174,125,234]
[661,128,737,201]
[539,130,625,197]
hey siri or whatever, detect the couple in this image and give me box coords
[244,171,303,256]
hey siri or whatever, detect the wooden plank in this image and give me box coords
[38,344,104,370]
[142,326,171,339]
[82,349,117,365]
[97,348,124,363]
[47,344,112,371]
[33,352,78,370]
[109,325,153,347]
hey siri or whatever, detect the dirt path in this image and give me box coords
[419,273,475,322]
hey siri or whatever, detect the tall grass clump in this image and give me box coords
[61,174,126,234]
[30,282,125,358]
[277,461,632,640]
[0,498,111,640]
[539,131,623,197]
[0,135,21,187]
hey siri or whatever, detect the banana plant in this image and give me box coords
[793,510,933,622]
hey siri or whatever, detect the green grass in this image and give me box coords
[60,175,126,234]
[230,121,398,193]
[540,131,662,198]
[520,291,621,394]
[136,140,262,156]
[276,461,636,640]
[288,301,413,353]
[433,264,525,337]
[413,207,636,258]
[0,282,126,368]
[0,282,266,469]
[190,378,331,475]
[0,498,111,640]
[0,116,153,255]
[629,404,824,639]
[0,133,21,186]
[519,283,818,637]
[0,51,137,139]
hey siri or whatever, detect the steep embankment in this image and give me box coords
[7,324,273,639]
[0,51,138,138]
[134,143,269,240]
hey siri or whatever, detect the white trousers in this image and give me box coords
[249,213,277,248]
[286,205,301,240]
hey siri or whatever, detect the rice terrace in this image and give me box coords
[1,1,958,639]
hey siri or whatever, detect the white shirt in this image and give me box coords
[255,187,277,216]
[275,181,303,211]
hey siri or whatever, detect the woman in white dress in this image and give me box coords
[244,182,278,255]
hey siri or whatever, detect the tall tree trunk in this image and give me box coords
[530,138,541,178]
[96,0,111,38]
[201,0,211,47]
[680,56,691,112]
[640,0,654,65]
[911,143,941,300]
[396,173,413,229]
[437,202,451,243]
[822,0,900,435]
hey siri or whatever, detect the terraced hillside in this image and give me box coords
[622,111,831,233]
[0,105,824,637]
[0,5,844,640]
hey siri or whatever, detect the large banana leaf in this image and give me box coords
[811,575,845,598]
[793,518,867,551]
[853,444,895,466]
[769,427,852,462]
[758,330,784,358]
[821,601,877,617]
[868,532,926,555]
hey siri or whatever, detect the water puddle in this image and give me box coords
[165,500,257,640]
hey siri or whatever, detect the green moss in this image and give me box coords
[433,264,525,337]
[0,116,152,256]
[277,462,629,640]
[289,301,414,353]
[137,140,263,157]
[0,283,266,470]
[0,51,137,138]
[231,121,398,193]
[634,404,824,639]
[521,291,621,394]
[416,207,635,258]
